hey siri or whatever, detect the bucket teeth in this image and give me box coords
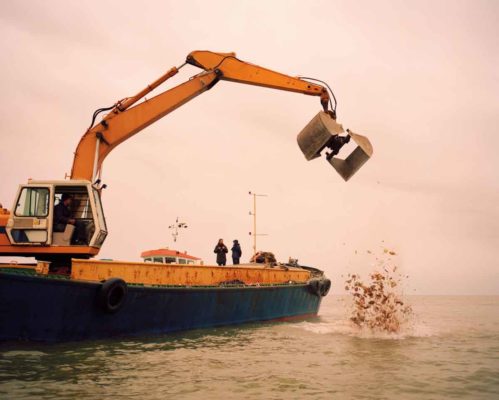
[297,112,373,181]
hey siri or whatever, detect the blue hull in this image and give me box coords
[0,271,322,342]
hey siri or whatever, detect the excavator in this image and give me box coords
[0,51,372,268]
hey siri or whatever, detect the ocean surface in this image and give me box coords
[1,295,498,399]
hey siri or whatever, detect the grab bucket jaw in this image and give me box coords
[297,112,373,181]
[329,129,373,181]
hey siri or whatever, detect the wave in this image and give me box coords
[292,317,435,340]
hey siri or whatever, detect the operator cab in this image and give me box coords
[6,180,107,251]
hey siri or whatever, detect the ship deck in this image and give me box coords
[1,259,312,286]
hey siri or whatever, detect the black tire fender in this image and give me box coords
[320,279,331,297]
[97,278,128,313]
[307,279,322,296]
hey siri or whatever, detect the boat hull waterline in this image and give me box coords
[0,270,325,342]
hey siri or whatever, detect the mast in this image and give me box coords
[249,191,268,255]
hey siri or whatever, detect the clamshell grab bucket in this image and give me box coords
[297,112,373,181]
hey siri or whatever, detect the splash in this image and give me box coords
[345,249,413,334]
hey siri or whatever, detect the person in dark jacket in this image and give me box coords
[53,193,76,232]
[214,239,228,266]
[231,239,242,265]
[53,194,86,244]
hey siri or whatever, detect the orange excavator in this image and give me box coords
[0,51,372,267]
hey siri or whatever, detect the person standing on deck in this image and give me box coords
[231,240,242,265]
[214,239,228,266]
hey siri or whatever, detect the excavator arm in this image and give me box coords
[186,51,331,104]
[70,51,335,181]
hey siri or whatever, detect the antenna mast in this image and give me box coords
[168,217,188,243]
[248,191,268,255]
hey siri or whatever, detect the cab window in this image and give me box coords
[15,187,50,217]
[92,189,107,231]
[54,186,96,246]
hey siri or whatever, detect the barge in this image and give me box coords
[0,259,330,342]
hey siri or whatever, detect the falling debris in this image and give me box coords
[345,249,412,334]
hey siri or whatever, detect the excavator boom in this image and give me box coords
[71,70,221,181]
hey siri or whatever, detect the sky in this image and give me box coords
[0,0,498,294]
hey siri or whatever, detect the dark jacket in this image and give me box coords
[53,202,72,232]
[214,244,228,265]
[231,243,242,259]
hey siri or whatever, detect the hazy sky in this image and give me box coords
[0,0,498,294]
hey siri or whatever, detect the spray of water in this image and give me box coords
[345,248,413,334]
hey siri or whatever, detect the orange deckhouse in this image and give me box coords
[141,248,203,265]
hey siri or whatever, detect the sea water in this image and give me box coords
[1,295,498,399]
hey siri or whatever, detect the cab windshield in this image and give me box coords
[93,189,107,232]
